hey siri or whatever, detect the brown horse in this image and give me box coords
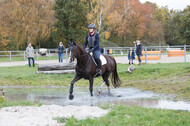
[68,42,121,100]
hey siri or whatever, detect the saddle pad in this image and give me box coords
[90,53,107,66]
[100,55,107,65]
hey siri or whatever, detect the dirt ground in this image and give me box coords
[0,105,109,126]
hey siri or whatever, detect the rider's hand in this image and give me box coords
[87,48,93,53]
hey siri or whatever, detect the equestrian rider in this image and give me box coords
[83,24,102,76]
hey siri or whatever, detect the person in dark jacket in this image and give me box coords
[136,40,142,65]
[58,42,65,63]
[83,24,102,76]
[128,48,135,65]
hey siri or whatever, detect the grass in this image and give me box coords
[118,63,190,100]
[55,104,190,126]
[0,62,190,100]
[0,95,35,108]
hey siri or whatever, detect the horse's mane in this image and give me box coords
[76,44,86,54]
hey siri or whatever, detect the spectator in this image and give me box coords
[26,42,35,67]
[128,48,135,65]
[136,40,142,65]
[58,42,65,63]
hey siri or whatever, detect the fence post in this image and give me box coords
[24,51,25,60]
[66,48,68,63]
[10,51,11,60]
[48,50,50,60]
[145,47,147,64]
[184,44,186,62]
[103,48,106,54]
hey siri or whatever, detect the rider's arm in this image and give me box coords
[139,44,142,55]
[93,34,99,51]
[83,35,88,49]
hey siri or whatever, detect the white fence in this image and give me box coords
[0,45,190,63]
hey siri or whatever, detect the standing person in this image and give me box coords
[26,42,35,67]
[128,48,135,65]
[58,42,65,63]
[83,24,102,76]
[136,40,142,65]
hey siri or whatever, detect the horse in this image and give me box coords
[68,41,121,100]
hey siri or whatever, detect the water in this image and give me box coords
[1,87,190,111]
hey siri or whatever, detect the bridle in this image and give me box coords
[69,46,88,61]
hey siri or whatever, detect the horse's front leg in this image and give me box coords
[89,77,94,97]
[69,75,81,100]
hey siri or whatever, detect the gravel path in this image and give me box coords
[0,54,189,67]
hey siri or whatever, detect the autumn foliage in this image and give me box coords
[0,0,189,50]
[0,0,55,50]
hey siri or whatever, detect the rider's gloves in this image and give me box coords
[88,48,94,53]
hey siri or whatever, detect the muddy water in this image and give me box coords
[1,87,190,111]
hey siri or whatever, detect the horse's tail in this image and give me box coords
[111,58,121,88]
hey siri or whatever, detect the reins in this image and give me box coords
[74,46,89,72]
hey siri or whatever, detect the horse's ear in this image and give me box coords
[67,41,71,46]
[73,41,76,46]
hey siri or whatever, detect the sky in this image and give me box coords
[139,0,190,10]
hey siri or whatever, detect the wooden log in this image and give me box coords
[38,63,76,71]
[36,70,75,74]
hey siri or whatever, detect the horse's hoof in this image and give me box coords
[69,94,74,100]
[90,93,93,97]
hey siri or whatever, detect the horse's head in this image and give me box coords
[68,41,77,63]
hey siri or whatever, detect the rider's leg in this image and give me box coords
[93,50,102,75]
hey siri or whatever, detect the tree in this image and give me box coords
[179,6,190,45]
[88,0,129,37]
[111,0,156,46]
[54,0,88,44]
[0,0,55,50]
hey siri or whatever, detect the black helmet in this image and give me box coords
[88,24,96,29]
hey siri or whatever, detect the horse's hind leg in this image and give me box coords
[69,75,81,100]
[102,73,111,94]
[105,79,111,94]
[89,77,94,97]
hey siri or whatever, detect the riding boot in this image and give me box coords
[97,60,102,76]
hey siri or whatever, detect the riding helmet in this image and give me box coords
[88,24,96,29]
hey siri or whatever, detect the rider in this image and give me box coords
[83,24,102,76]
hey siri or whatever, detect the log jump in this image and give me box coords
[37,63,76,74]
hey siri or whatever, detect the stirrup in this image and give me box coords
[97,69,102,76]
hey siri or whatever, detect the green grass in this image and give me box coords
[118,63,190,100]
[0,96,35,108]
[55,105,190,126]
[0,62,190,100]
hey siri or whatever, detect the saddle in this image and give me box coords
[89,52,107,66]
